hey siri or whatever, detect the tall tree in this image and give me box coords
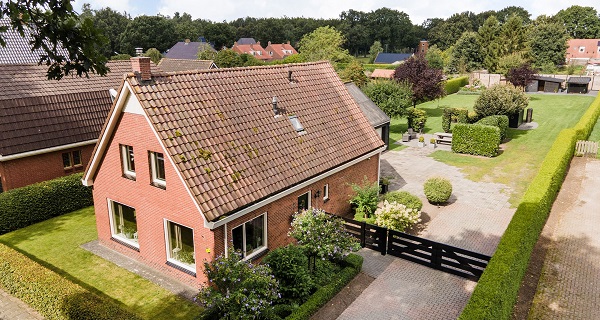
[119,15,176,55]
[340,60,368,87]
[424,44,444,69]
[368,41,383,63]
[203,22,237,49]
[428,12,474,50]
[478,16,502,72]
[528,20,569,68]
[393,55,445,107]
[298,26,352,63]
[554,5,600,39]
[171,12,200,42]
[90,7,131,57]
[339,9,370,56]
[448,32,483,73]
[496,6,531,24]
[367,8,416,52]
[498,14,528,57]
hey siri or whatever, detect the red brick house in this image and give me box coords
[82,58,385,287]
[264,41,298,60]
[566,39,600,65]
[231,41,271,61]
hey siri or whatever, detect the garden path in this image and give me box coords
[0,288,44,320]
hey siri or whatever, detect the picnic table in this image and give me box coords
[434,132,452,145]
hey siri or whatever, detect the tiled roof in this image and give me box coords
[567,76,591,84]
[566,39,600,60]
[237,38,257,45]
[534,75,564,83]
[126,61,384,221]
[344,82,390,128]
[0,19,69,65]
[374,53,413,64]
[231,43,271,60]
[164,41,216,60]
[265,43,298,60]
[370,69,395,79]
[157,58,216,72]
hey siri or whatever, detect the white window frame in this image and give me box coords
[163,219,196,272]
[323,184,329,201]
[120,145,136,178]
[149,151,166,187]
[298,191,311,211]
[579,46,585,52]
[231,213,268,260]
[107,199,139,248]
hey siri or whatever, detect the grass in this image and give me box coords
[389,93,595,204]
[0,207,202,320]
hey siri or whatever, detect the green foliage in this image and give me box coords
[361,80,413,118]
[143,48,162,64]
[477,115,509,141]
[119,15,176,55]
[573,93,600,140]
[110,53,132,60]
[0,243,140,320]
[473,84,529,118]
[264,245,314,304]
[554,5,600,39]
[198,248,279,320]
[383,191,423,211]
[497,52,528,76]
[285,254,362,320]
[289,208,361,261]
[498,14,528,57]
[214,49,244,68]
[368,41,383,64]
[425,44,445,69]
[0,173,93,234]
[348,176,380,219]
[528,20,569,69]
[340,60,368,87]
[428,12,474,50]
[442,108,469,133]
[477,15,502,72]
[448,32,483,73]
[407,108,428,132]
[423,177,453,204]
[198,48,217,60]
[374,200,421,232]
[240,53,265,67]
[298,26,353,63]
[452,123,501,157]
[444,76,469,95]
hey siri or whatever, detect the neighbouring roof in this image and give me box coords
[157,58,216,72]
[566,39,600,60]
[237,38,257,45]
[265,42,298,60]
[0,19,69,65]
[231,43,270,60]
[100,61,384,221]
[344,82,390,128]
[374,53,412,64]
[164,41,216,60]
[370,69,395,79]
[534,75,564,83]
[567,77,591,84]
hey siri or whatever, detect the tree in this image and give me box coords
[340,60,368,87]
[448,32,483,73]
[498,14,528,57]
[366,8,416,52]
[554,5,600,39]
[143,48,162,64]
[473,84,529,118]
[0,1,109,79]
[496,6,531,24]
[506,64,536,89]
[239,53,264,67]
[119,15,176,55]
[89,7,131,57]
[298,26,353,63]
[368,41,383,63]
[528,20,569,69]
[110,53,132,60]
[424,44,444,69]
[213,49,243,68]
[198,48,217,60]
[394,55,445,107]
[428,12,474,50]
[478,16,502,72]
[497,52,529,75]
[362,80,413,118]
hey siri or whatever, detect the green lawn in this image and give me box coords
[390,93,596,204]
[0,207,202,320]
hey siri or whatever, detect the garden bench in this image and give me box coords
[434,132,453,145]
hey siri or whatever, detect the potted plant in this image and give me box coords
[379,176,391,194]
[429,138,436,149]
[418,136,425,147]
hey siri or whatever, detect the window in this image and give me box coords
[323,184,329,200]
[165,221,195,268]
[149,151,165,187]
[109,200,138,247]
[232,214,267,259]
[579,46,585,53]
[120,145,136,178]
[62,150,82,169]
[297,192,310,211]
[288,115,305,133]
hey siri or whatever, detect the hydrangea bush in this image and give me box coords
[374,200,421,232]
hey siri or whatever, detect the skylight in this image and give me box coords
[288,115,305,133]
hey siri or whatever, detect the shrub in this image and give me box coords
[407,108,427,132]
[374,200,421,232]
[0,173,93,234]
[349,176,380,219]
[383,191,423,211]
[0,244,140,320]
[442,108,469,133]
[423,177,452,204]
[362,80,413,118]
[444,76,469,94]
[452,123,501,157]
[473,84,529,118]
[340,60,368,87]
[264,245,314,304]
[476,115,509,141]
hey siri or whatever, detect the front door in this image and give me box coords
[297,192,310,211]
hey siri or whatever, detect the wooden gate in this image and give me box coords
[575,140,599,157]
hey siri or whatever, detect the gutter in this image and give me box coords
[0,140,98,162]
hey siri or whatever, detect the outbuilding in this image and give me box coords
[566,77,591,94]
[525,76,564,93]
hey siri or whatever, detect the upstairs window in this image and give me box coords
[149,151,165,188]
[120,145,136,179]
[62,150,82,169]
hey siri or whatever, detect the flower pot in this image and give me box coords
[379,183,389,194]
[418,142,424,148]
[428,143,436,149]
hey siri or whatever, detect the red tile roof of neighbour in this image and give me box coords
[370,69,395,79]
[231,42,271,60]
[264,42,298,60]
[99,61,384,221]
[157,58,216,72]
[566,39,600,61]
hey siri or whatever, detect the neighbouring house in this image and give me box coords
[236,38,257,45]
[231,41,271,61]
[370,69,395,79]
[525,75,564,93]
[566,76,591,94]
[416,40,429,56]
[0,61,161,192]
[566,39,600,65]
[164,39,216,60]
[344,82,391,148]
[264,41,298,60]
[374,53,413,64]
[82,58,385,287]
[157,58,217,72]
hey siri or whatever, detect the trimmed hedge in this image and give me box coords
[444,76,469,95]
[476,115,509,141]
[285,254,363,320]
[442,108,469,133]
[0,243,141,320]
[573,94,600,140]
[0,173,92,234]
[451,123,501,157]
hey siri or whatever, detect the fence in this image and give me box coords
[575,140,599,157]
[339,216,491,281]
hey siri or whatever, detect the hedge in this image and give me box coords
[0,243,141,320]
[573,94,600,140]
[477,115,509,141]
[451,123,501,157]
[0,173,93,234]
[442,108,469,133]
[444,76,469,95]
[285,253,363,320]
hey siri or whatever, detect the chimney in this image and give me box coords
[130,57,152,81]
[185,39,190,44]
[257,41,260,47]
[287,41,290,45]
[135,47,143,56]
[268,41,272,46]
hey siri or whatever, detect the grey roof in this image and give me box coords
[344,82,390,128]
[164,41,215,60]
[237,38,257,45]
[567,77,591,84]
[374,53,412,64]
[534,76,564,83]
[0,19,69,65]
[157,58,216,72]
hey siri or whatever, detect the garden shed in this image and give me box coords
[526,76,563,93]
[566,77,591,94]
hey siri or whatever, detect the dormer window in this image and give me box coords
[579,46,585,53]
[288,115,305,133]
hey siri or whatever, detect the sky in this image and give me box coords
[73,0,600,25]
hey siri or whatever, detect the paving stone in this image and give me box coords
[0,289,44,320]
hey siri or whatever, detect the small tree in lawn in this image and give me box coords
[394,55,445,107]
[362,80,413,118]
[506,63,536,90]
[473,84,529,118]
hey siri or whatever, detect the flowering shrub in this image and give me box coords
[197,248,279,319]
[374,200,421,232]
[289,208,361,261]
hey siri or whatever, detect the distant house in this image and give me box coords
[0,61,160,192]
[416,40,429,56]
[157,58,217,72]
[82,59,385,287]
[370,69,395,79]
[231,41,271,61]
[264,41,298,60]
[525,76,564,93]
[566,39,600,65]
[236,38,257,45]
[344,82,391,148]
[374,53,413,64]
[566,77,591,94]
[164,39,215,60]
[0,19,68,64]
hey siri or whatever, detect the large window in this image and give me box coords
[165,221,195,269]
[149,151,165,187]
[120,145,135,178]
[109,200,138,247]
[232,214,267,259]
[62,150,82,169]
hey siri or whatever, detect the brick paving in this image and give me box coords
[0,289,44,320]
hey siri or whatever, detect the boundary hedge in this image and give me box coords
[459,94,600,319]
[451,123,501,157]
[444,76,469,95]
[0,173,93,234]
[477,115,509,141]
[0,243,140,320]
